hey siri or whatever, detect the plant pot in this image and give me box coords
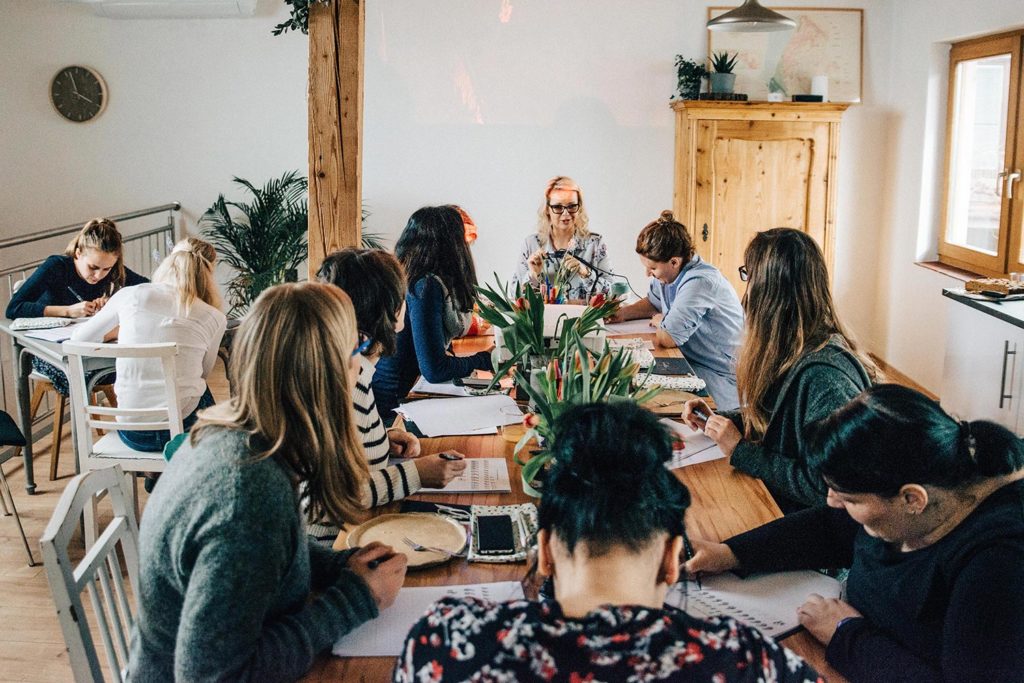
[710,73,736,94]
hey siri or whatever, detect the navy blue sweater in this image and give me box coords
[372,276,492,421]
[6,255,147,319]
[725,480,1024,682]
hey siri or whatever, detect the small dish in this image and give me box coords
[346,513,467,569]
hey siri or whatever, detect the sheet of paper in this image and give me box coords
[660,418,726,469]
[543,304,589,337]
[604,318,658,335]
[419,458,511,493]
[395,394,522,437]
[333,581,525,657]
[410,377,473,397]
[23,325,78,342]
[664,571,843,639]
[607,337,655,350]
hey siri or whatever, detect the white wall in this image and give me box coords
[7,0,997,394]
[872,1,1024,392]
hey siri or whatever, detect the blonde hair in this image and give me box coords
[535,176,590,247]
[191,282,369,526]
[64,218,126,295]
[737,229,877,438]
[152,237,223,315]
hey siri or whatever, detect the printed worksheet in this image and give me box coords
[419,458,511,493]
[660,418,726,469]
[332,581,525,657]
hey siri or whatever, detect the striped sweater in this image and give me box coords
[308,356,421,541]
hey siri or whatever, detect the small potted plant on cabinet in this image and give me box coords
[709,51,739,94]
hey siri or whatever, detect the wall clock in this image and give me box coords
[50,66,108,123]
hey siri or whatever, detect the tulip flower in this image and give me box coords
[588,293,606,307]
[522,413,541,428]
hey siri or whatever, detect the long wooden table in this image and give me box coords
[303,334,844,681]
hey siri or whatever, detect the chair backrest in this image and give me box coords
[62,341,182,466]
[40,465,141,683]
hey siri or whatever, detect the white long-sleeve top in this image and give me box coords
[70,283,227,421]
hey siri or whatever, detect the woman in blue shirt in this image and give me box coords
[372,206,493,422]
[610,211,743,409]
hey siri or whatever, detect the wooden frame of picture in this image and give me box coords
[707,7,864,102]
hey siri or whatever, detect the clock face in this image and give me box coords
[50,66,107,123]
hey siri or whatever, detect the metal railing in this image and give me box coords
[0,203,180,446]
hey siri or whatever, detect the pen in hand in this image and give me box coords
[682,532,702,590]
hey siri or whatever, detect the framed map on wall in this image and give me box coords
[707,7,863,102]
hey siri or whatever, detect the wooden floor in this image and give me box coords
[0,360,231,682]
[0,357,930,681]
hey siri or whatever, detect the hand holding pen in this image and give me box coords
[682,399,743,458]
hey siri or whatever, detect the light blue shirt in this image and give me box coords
[648,255,744,410]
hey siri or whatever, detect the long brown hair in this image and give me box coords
[191,282,368,526]
[737,229,876,438]
[316,248,407,357]
[64,218,126,294]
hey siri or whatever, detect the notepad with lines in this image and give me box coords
[664,570,843,639]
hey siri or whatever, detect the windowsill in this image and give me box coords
[915,260,979,282]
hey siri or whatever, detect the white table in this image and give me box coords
[0,319,114,493]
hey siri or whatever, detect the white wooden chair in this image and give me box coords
[40,465,141,682]
[63,341,181,539]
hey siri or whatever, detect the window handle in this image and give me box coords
[1000,339,1016,409]
[997,170,1009,197]
[1008,170,1022,199]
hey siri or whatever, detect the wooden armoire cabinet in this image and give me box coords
[671,101,850,293]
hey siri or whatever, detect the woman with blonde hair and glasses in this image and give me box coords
[129,283,406,681]
[71,237,226,453]
[682,228,874,511]
[513,176,613,302]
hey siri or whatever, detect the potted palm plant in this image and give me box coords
[201,171,310,317]
[710,51,739,94]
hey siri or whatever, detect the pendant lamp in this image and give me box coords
[707,0,796,32]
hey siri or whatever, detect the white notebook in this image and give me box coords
[665,570,844,639]
[418,458,511,493]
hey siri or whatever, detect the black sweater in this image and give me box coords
[725,480,1024,682]
[6,254,147,319]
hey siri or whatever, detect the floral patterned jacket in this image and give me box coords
[393,597,822,682]
[513,233,613,302]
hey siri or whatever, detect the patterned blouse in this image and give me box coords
[513,233,613,302]
[393,597,823,682]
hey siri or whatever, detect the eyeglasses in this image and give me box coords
[548,204,580,215]
[738,265,749,282]
[351,331,373,357]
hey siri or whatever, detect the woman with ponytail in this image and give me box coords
[685,384,1024,682]
[71,237,226,452]
[396,401,820,682]
[6,218,148,395]
[682,228,874,510]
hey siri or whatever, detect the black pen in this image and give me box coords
[682,533,702,590]
[439,452,464,461]
[692,408,713,426]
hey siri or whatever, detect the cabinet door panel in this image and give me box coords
[695,120,829,293]
[941,301,1024,432]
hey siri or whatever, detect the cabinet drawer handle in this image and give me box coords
[1000,340,1016,409]
[701,223,709,242]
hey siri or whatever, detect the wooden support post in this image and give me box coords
[308,0,364,277]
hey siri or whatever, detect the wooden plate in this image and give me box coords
[346,513,467,569]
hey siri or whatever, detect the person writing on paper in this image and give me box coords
[513,176,613,303]
[684,384,1024,682]
[681,228,873,510]
[373,206,493,422]
[6,218,147,396]
[609,211,743,410]
[129,283,407,681]
[70,237,226,453]
[395,401,821,682]
[313,249,466,528]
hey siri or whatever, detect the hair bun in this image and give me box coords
[658,210,674,223]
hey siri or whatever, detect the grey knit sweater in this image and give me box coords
[722,336,872,512]
[127,427,378,682]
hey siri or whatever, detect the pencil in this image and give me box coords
[66,286,84,302]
